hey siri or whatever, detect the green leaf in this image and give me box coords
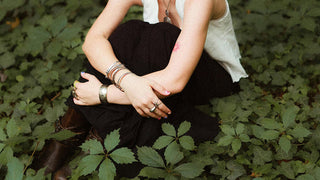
[5,157,24,180]
[0,52,15,69]
[279,135,291,154]
[239,134,250,142]
[139,167,167,179]
[253,146,272,165]
[164,141,183,165]
[301,17,316,32]
[50,15,68,36]
[179,135,195,150]
[306,8,320,17]
[0,143,5,152]
[259,118,282,130]
[50,129,75,141]
[221,125,235,136]
[6,118,19,138]
[235,123,245,135]
[290,124,311,138]
[174,163,204,178]
[153,135,174,150]
[282,105,299,128]
[278,161,295,179]
[217,135,234,146]
[296,174,315,180]
[104,129,120,152]
[80,139,104,155]
[261,130,279,140]
[177,121,191,137]
[162,123,176,137]
[98,158,116,180]
[78,155,104,176]
[137,146,165,168]
[110,147,136,164]
[226,160,246,180]
[0,128,7,141]
[231,139,241,153]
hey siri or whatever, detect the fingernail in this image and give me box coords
[168,111,171,115]
[164,116,168,119]
[158,117,161,120]
[81,72,85,74]
[165,90,170,95]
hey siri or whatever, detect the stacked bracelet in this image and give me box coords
[99,84,109,104]
[105,61,133,92]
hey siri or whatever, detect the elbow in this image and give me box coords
[168,80,186,94]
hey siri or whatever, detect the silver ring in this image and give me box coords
[149,101,161,113]
[72,89,79,99]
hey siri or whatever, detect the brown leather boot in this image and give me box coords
[53,128,103,180]
[32,108,90,175]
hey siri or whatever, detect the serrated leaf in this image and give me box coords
[164,141,183,165]
[174,163,204,178]
[110,147,136,164]
[177,121,191,137]
[77,155,103,176]
[5,157,23,180]
[50,129,75,141]
[139,167,167,179]
[253,146,272,165]
[6,118,19,138]
[221,125,235,136]
[239,134,250,142]
[226,160,246,180]
[162,123,176,137]
[279,161,295,179]
[153,135,174,150]
[282,106,299,128]
[98,158,116,180]
[261,130,279,140]
[217,135,234,146]
[50,15,68,36]
[0,52,15,69]
[104,129,120,152]
[306,8,320,17]
[296,174,315,180]
[259,118,282,130]
[0,128,7,141]
[80,139,104,155]
[179,135,195,150]
[290,124,311,138]
[231,139,241,153]
[0,147,14,165]
[137,146,165,168]
[235,123,245,135]
[279,135,291,154]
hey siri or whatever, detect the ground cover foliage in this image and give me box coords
[0,0,319,179]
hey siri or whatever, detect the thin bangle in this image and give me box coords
[111,67,126,83]
[106,61,120,78]
[116,72,133,91]
[99,84,109,104]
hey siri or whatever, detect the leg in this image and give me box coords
[32,108,90,175]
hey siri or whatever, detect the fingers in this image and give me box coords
[149,80,171,97]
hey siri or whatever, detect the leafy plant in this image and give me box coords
[72,129,136,179]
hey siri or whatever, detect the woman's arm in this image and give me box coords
[75,0,171,119]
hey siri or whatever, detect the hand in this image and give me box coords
[120,73,172,120]
[73,72,102,106]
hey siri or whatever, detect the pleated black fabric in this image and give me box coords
[66,20,239,177]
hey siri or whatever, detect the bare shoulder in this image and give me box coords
[107,0,142,6]
[184,0,226,20]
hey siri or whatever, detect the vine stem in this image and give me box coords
[23,141,40,174]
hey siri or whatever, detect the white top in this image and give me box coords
[141,0,248,82]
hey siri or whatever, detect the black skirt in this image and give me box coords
[66,20,239,177]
